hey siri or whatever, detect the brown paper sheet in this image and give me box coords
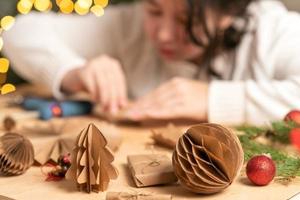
[151,124,185,149]
[127,154,177,188]
[66,123,118,193]
[106,191,172,200]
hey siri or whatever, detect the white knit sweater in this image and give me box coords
[3,0,300,125]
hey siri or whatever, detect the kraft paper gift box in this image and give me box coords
[127,154,177,187]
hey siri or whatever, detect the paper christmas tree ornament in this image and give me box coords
[173,123,244,194]
[66,123,118,193]
[0,133,34,175]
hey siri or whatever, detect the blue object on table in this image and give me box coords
[21,97,93,120]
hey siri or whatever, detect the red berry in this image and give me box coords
[284,110,300,125]
[246,155,276,186]
[63,155,71,164]
[290,128,300,151]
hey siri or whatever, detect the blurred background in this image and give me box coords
[0,0,299,85]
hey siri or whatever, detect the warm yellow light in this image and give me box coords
[94,0,108,8]
[34,0,51,12]
[59,0,75,14]
[77,0,93,8]
[0,58,10,73]
[17,0,34,14]
[1,16,15,31]
[0,37,3,51]
[74,0,90,15]
[90,5,104,17]
[1,84,16,95]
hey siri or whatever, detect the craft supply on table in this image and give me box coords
[127,154,178,188]
[0,132,34,175]
[2,95,93,120]
[172,123,244,194]
[151,123,185,149]
[22,97,93,120]
[106,191,172,200]
[66,123,118,193]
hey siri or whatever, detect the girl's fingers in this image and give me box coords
[127,96,182,120]
[105,67,119,114]
[81,71,98,102]
[95,70,109,108]
[78,55,128,113]
[136,81,171,105]
[113,65,128,109]
[132,83,177,111]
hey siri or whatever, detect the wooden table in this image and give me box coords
[0,86,299,200]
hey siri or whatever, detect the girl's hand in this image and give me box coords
[61,55,128,114]
[125,77,208,121]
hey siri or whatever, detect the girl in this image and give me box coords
[3,0,300,125]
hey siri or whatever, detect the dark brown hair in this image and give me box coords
[187,0,255,77]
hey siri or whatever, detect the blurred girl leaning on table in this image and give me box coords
[2,0,300,125]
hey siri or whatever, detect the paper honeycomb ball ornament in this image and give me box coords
[0,133,34,175]
[172,123,244,194]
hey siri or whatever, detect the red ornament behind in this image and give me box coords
[290,128,300,151]
[284,110,300,125]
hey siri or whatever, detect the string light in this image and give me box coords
[58,0,74,14]
[90,5,104,17]
[0,37,3,51]
[1,16,16,31]
[0,58,9,73]
[17,0,34,14]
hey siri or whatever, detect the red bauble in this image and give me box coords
[290,128,300,151]
[246,155,276,186]
[284,110,300,125]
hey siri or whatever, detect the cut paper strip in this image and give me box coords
[106,191,172,200]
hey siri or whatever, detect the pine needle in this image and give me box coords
[236,122,300,179]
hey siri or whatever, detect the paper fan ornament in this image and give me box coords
[0,133,34,175]
[66,123,118,193]
[34,136,74,165]
[173,123,244,194]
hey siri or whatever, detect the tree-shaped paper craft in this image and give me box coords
[66,123,118,193]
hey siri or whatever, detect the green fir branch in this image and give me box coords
[236,122,300,178]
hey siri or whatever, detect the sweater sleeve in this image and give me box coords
[2,5,131,99]
[208,8,300,126]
